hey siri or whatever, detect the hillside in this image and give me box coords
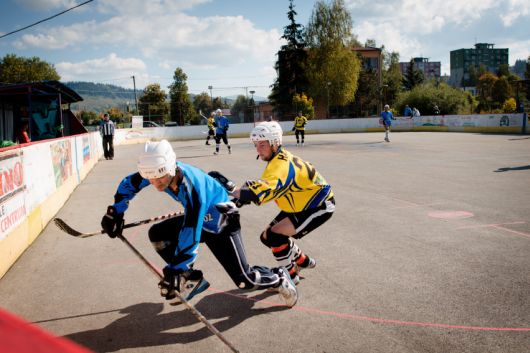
[64,81,266,113]
[65,81,137,113]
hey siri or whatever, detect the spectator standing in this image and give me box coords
[413,107,421,117]
[433,105,440,115]
[403,105,413,118]
[99,113,115,160]
[17,122,30,144]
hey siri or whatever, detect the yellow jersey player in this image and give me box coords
[293,111,308,146]
[205,112,215,145]
[232,121,335,283]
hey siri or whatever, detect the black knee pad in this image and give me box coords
[260,228,289,248]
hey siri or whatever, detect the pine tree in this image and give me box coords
[402,59,424,90]
[269,0,309,117]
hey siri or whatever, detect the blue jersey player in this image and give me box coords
[380,104,395,142]
[213,109,231,155]
[101,140,297,307]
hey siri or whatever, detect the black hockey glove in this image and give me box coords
[101,205,124,238]
[208,170,236,193]
[291,126,295,131]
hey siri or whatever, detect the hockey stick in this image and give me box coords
[116,234,239,353]
[53,215,240,352]
[53,211,184,238]
[199,109,209,121]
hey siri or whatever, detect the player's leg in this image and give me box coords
[204,209,297,306]
[148,216,209,302]
[214,134,221,154]
[301,130,305,146]
[295,130,300,146]
[222,134,231,154]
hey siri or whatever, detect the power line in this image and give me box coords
[0,0,94,39]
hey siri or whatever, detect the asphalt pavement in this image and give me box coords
[1,132,529,353]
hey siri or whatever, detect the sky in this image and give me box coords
[0,0,529,99]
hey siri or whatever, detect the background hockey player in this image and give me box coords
[101,140,297,307]
[231,122,335,284]
[381,104,395,142]
[292,111,308,146]
[205,111,216,145]
[214,109,231,155]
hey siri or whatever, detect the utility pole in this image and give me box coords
[132,75,139,114]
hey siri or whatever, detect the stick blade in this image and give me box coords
[53,218,88,237]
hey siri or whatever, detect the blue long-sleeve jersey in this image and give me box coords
[112,162,230,271]
[215,115,229,135]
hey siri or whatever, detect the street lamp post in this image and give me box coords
[326,81,331,119]
[249,90,255,123]
[208,85,213,110]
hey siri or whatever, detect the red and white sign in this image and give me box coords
[0,152,26,240]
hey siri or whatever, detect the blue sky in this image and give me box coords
[0,0,528,99]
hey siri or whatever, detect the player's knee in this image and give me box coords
[260,228,289,248]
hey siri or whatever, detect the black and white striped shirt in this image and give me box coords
[99,120,115,136]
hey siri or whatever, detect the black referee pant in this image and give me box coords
[102,135,114,159]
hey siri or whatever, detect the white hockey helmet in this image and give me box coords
[137,140,176,179]
[250,121,283,146]
[216,108,222,114]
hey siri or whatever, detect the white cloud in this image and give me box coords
[55,53,146,82]
[13,2,282,69]
[500,0,530,26]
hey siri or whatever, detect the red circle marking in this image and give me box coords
[428,210,474,219]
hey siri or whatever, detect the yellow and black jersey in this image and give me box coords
[294,115,307,130]
[246,148,333,213]
[207,117,215,131]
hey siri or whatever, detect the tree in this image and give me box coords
[292,93,314,118]
[402,59,424,90]
[305,0,361,112]
[230,95,253,122]
[192,92,213,117]
[269,0,309,117]
[0,54,60,83]
[491,76,512,108]
[382,50,402,106]
[476,72,498,112]
[168,67,195,126]
[138,83,168,123]
[395,82,474,115]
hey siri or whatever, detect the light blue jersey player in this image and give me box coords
[380,104,395,142]
[100,140,297,307]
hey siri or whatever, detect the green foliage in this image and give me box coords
[352,68,380,116]
[402,59,424,90]
[382,50,402,105]
[193,92,213,117]
[502,98,516,113]
[168,67,195,125]
[138,83,168,123]
[394,82,474,115]
[0,54,60,83]
[230,95,254,122]
[77,110,99,126]
[292,93,314,118]
[270,0,309,116]
[305,0,361,107]
[305,0,358,48]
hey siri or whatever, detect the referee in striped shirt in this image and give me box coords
[99,113,115,160]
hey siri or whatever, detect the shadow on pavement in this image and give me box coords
[494,165,530,172]
[64,289,285,352]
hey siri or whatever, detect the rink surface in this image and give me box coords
[1,132,530,353]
